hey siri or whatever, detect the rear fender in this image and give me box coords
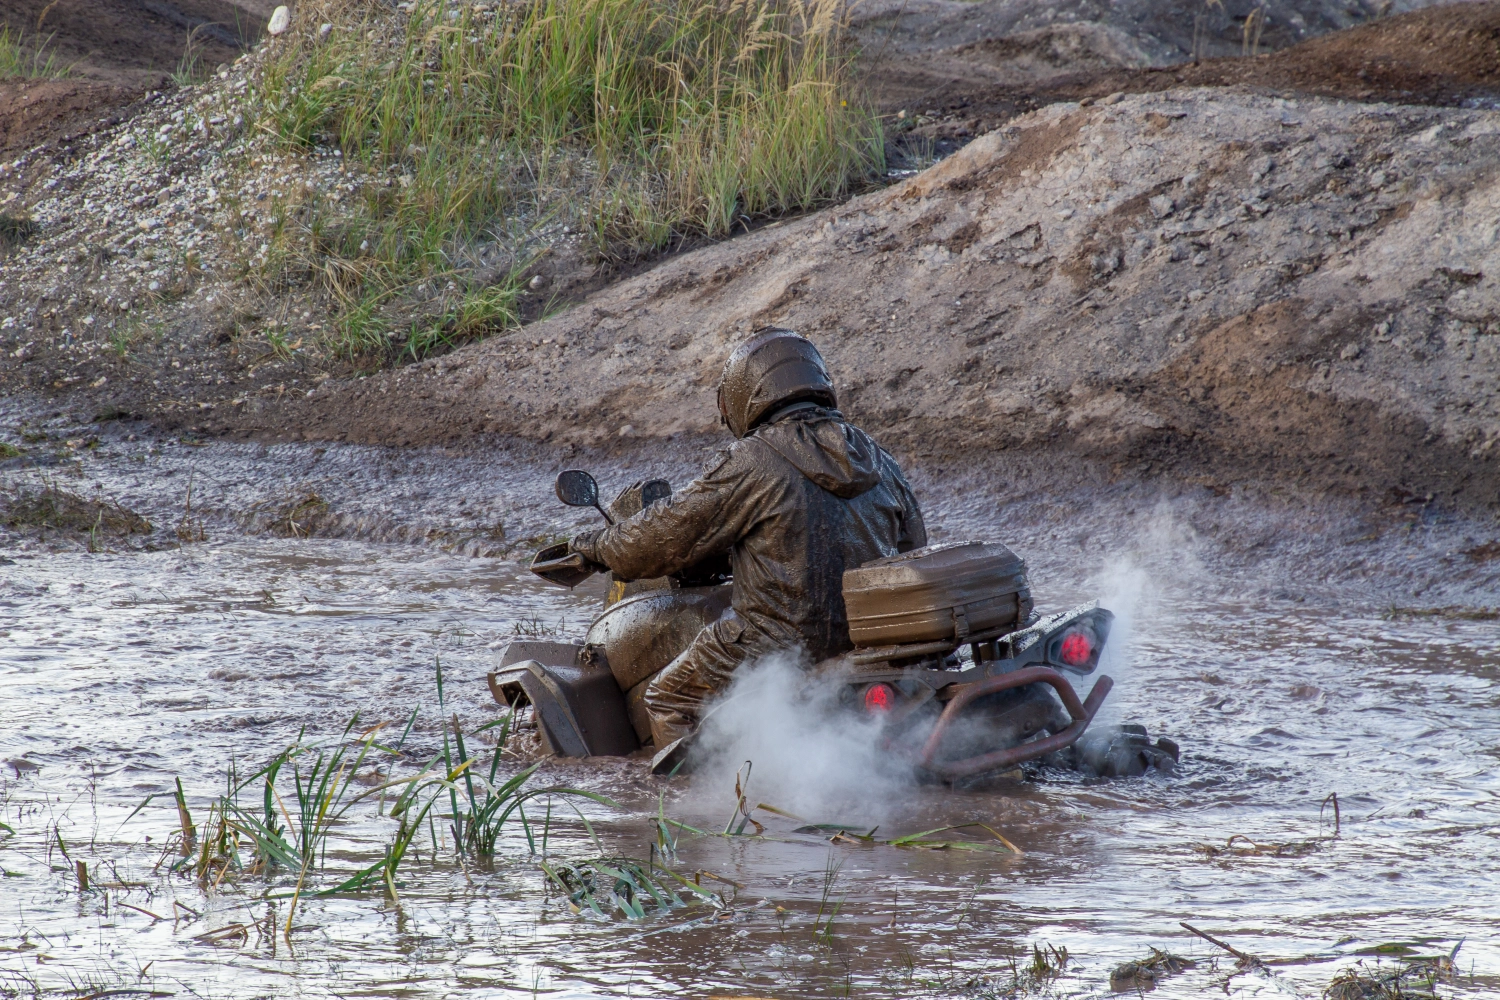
[487,642,639,758]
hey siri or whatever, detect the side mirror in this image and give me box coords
[555,470,599,508]
[555,470,613,524]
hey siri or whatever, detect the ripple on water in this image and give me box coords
[1,463,1498,996]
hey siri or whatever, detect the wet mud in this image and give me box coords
[2,403,1497,997]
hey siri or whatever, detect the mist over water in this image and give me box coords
[1082,503,1206,726]
[688,654,917,827]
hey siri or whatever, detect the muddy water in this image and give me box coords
[2,424,1498,998]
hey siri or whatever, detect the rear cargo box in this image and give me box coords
[843,540,1031,648]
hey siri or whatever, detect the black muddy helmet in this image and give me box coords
[716,328,837,438]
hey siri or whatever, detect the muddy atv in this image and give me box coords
[489,471,1174,781]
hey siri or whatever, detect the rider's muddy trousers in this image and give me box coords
[643,611,789,746]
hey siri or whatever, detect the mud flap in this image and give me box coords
[487,641,639,758]
[487,640,585,708]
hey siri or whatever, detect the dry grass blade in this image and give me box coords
[1111,947,1196,992]
[1,482,152,539]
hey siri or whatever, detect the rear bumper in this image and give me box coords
[914,667,1114,779]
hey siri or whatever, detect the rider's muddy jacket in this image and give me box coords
[572,405,926,663]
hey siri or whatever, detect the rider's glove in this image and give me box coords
[569,529,607,568]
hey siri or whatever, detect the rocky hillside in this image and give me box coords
[262,88,1500,507]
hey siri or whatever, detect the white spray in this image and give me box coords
[1085,502,1205,723]
[686,652,916,827]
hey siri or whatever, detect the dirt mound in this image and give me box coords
[3,6,1500,512]
[0,0,265,156]
[2,0,264,77]
[212,89,1500,509]
[1294,0,1500,81]
[884,3,1500,145]
[1091,0,1500,102]
[0,78,154,155]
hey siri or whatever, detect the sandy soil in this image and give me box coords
[2,3,1499,514]
[0,0,265,154]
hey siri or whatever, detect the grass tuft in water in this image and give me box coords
[249,489,332,537]
[1110,947,1195,992]
[145,658,622,933]
[811,852,844,942]
[0,481,153,541]
[541,856,722,919]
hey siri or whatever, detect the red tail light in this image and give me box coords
[1058,630,1094,667]
[864,683,895,713]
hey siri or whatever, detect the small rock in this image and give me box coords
[1192,252,1208,266]
[267,5,291,35]
[528,274,544,289]
[317,22,333,41]
[1340,343,1361,360]
[1101,91,1125,105]
[618,424,635,437]
[1148,194,1175,219]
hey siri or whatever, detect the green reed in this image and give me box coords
[145,657,617,933]
[0,27,71,80]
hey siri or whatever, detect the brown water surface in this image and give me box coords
[1,425,1497,998]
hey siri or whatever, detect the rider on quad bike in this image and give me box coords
[568,329,926,750]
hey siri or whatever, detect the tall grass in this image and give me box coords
[0,27,70,79]
[248,0,881,360]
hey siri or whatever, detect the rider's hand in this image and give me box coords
[569,529,608,569]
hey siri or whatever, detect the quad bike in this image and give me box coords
[489,471,1178,781]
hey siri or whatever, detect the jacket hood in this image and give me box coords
[752,407,883,499]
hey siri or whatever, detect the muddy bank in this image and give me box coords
[155,88,1500,509]
[874,0,1500,148]
[3,392,1497,609]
